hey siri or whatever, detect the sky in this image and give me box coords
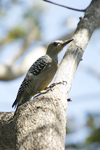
[0,0,100,144]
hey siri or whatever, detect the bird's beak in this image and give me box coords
[62,39,73,47]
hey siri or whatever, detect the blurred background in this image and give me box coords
[0,0,100,149]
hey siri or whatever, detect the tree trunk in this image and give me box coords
[0,0,100,149]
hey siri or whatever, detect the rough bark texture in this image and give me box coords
[0,0,100,149]
[0,112,14,150]
[14,85,67,150]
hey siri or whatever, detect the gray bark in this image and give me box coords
[0,0,100,149]
[0,112,14,150]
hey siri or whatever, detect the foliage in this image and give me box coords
[66,113,100,150]
[0,0,44,46]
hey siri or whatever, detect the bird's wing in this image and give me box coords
[28,55,49,75]
[12,55,50,108]
[12,76,31,108]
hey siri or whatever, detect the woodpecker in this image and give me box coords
[12,39,73,108]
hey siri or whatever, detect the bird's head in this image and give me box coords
[47,39,73,56]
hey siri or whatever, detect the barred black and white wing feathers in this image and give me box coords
[12,55,51,108]
[12,77,31,108]
[28,56,48,75]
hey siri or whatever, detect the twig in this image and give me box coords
[43,0,85,12]
[7,27,39,65]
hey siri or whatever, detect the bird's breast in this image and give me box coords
[29,57,58,94]
[37,61,58,90]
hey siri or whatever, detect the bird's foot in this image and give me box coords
[35,81,67,97]
[45,81,67,91]
[37,91,45,95]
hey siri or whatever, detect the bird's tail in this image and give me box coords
[12,99,18,108]
[12,95,32,109]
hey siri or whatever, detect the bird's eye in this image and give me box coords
[53,42,58,46]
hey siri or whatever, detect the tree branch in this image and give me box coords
[43,0,85,12]
[55,0,100,92]
[0,46,46,81]
[0,112,14,150]
[8,27,40,66]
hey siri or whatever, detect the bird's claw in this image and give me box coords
[46,81,67,90]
